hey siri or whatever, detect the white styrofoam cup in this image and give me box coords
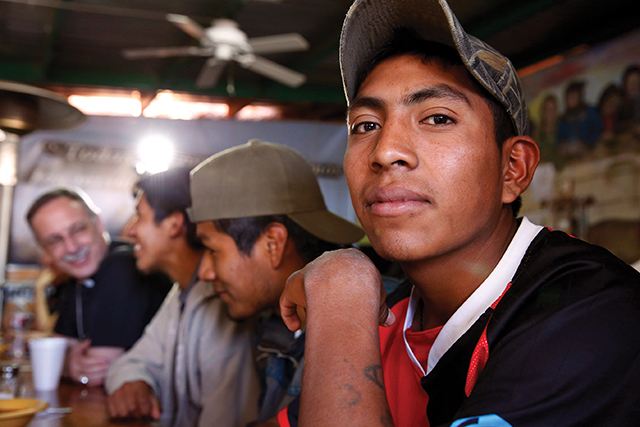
[29,337,68,391]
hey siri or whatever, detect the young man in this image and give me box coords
[27,188,172,387]
[279,0,640,426]
[187,140,364,425]
[105,168,260,427]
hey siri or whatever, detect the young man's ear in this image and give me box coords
[261,222,289,269]
[501,135,540,204]
[166,211,186,238]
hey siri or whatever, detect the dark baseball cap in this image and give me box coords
[340,0,528,135]
[187,140,364,245]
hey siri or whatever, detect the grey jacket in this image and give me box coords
[105,280,260,427]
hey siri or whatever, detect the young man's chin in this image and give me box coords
[224,304,251,322]
[136,260,158,275]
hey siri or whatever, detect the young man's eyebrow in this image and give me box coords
[348,84,471,116]
[348,96,385,114]
[405,84,470,106]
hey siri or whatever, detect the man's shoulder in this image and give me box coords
[492,227,640,338]
[514,227,640,295]
[93,240,172,295]
[104,240,135,262]
[95,240,136,273]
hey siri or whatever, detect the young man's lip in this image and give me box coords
[364,186,431,216]
[365,186,430,207]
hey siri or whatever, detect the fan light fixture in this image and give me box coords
[123,14,309,89]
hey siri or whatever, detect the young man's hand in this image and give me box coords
[280,248,395,331]
[279,248,396,426]
[107,380,161,420]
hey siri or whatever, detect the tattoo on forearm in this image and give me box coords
[344,383,362,406]
[364,364,384,390]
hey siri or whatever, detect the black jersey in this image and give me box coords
[281,226,640,426]
[422,227,640,426]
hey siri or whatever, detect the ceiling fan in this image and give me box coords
[123,14,310,89]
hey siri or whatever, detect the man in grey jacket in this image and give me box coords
[105,168,260,427]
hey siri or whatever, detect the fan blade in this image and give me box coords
[248,33,309,54]
[166,13,206,41]
[196,58,228,88]
[123,46,210,59]
[242,55,306,87]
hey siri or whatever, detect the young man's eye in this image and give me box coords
[351,121,380,134]
[424,114,454,125]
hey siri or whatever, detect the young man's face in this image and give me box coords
[127,193,172,274]
[196,221,280,320]
[344,54,507,265]
[30,196,108,280]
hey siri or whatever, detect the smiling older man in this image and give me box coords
[27,188,172,386]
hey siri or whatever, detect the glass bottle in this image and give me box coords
[0,363,20,399]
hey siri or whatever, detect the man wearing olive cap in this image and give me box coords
[188,140,364,425]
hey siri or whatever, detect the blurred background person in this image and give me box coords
[597,83,624,141]
[617,65,640,136]
[557,80,604,160]
[106,168,259,427]
[26,188,172,386]
[534,93,560,164]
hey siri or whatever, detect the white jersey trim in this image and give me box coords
[402,217,544,377]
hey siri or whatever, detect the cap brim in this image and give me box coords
[288,210,365,245]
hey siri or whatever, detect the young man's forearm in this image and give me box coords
[286,249,394,426]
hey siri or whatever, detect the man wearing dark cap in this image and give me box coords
[279,0,640,426]
[188,140,364,425]
[105,168,259,427]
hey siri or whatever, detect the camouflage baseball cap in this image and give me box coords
[187,140,364,245]
[340,0,528,135]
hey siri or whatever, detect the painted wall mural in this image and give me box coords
[521,28,640,263]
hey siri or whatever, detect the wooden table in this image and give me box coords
[26,381,156,427]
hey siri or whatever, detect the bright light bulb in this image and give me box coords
[137,136,174,174]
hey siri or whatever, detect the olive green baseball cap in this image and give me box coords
[340,0,528,135]
[187,140,364,245]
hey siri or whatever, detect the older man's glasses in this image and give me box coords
[41,221,94,252]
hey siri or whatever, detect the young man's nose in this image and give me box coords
[368,122,418,171]
[198,252,216,281]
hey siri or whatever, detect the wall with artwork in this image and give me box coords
[521,28,640,263]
